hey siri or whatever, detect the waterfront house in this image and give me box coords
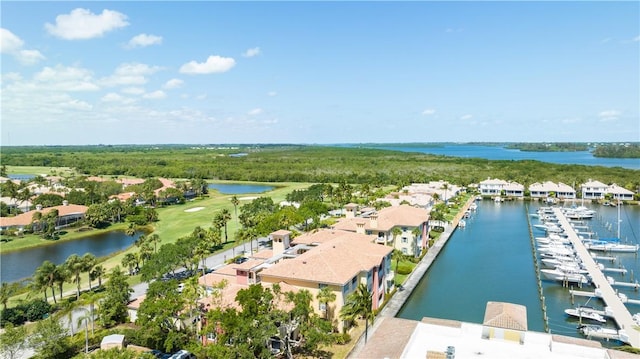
[0,201,88,231]
[581,179,608,200]
[332,204,429,257]
[479,178,524,198]
[479,178,508,196]
[529,181,576,199]
[607,184,635,201]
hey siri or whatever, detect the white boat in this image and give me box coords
[584,242,639,253]
[579,324,630,344]
[565,307,607,323]
[459,220,466,228]
[469,203,478,211]
[541,268,589,285]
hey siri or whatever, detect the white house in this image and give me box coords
[607,184,635,201]
[581,180,608,200]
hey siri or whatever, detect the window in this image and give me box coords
[402,248,408,255]
[401,237,408,243]
[319,283,328,289]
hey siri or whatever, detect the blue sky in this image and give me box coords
[1,1,638,145]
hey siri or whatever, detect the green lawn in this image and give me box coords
[5,165,77,177]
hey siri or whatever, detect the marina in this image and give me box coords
[398,199,640,347]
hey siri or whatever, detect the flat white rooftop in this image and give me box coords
[355,316,639,359]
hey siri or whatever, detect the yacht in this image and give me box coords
[564,307,607,323]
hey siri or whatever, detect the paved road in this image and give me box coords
[130,238,267,299]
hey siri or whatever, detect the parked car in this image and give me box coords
[168,350,196,359]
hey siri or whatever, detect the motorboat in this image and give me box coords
[579,324,630,344]
[541,268,590,285]
[565,307,607,323]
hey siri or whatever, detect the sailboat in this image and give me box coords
[584,201,639,253]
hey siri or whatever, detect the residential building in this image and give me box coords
[607,184,635,201]
[332,204,429,256]
[529,181,576,199]
[581,179,608,200]
[0,201,88,231]
[479,178,524,198]
[259,229,393,332]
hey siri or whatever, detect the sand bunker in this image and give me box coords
[184,207,205,213]
[239,196,258,201]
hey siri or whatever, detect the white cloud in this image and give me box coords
[242,47,261,57]
[1,28,23,52]
[126,33,162,48]
[101,93,124,102]
[196,94,207,100]
[163,78,184,89]
[101,63,162,86]
[422,108,436,116]
[267,91,277,97]
[33,65,99,91]
[598,110,621,122]
[0,28,45,65]
[179,55,235,74]
[633,35,640,42]
[122,87,145,95]
[460,114,473,120]
[248,108,263,116]
[45,8,129,40]
[143,90,167,99]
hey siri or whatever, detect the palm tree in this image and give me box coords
[125,223,136,237]
[90,265,105,288]
[121,253,138,276]
[220,209,232,243]
[65,254,85,300]
[212,213,225,242]
[31,211,43,233]
[134,234,147,248]
[230,196,240,224]
[392,249,404,275]
[139,240,154,266]
[147,233,161,253]
[193,241,211,276]
[340,283,373,343]
[35,260,58,303]
[412,227,422,256]
[79,291,102,336]
[54,264,69,302]
[316,286,336,320]
[0,282,19,310]
[82,253,96,290]
[391,227,403,249]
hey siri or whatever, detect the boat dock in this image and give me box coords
[553,208,640,347]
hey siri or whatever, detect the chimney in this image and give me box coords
[36,204,43,211]
[370,213,378,229]
[356,222,365,235]
[62,200,69,206]
[271,230,291,256]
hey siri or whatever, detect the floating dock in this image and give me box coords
[553,208,640,347]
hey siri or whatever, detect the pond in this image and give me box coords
[207,183,274,194]
[0,230,144,283]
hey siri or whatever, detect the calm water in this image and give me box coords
[398,200,640,342]
[1,230,143,283]
[360,144,640,170]
[208,183,274,194]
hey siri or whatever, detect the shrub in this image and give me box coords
[333,333,351,345]
[396,264,413,275]
[25,299,52,322]
[0,307,26,327]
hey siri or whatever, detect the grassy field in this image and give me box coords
[5,165,77,177]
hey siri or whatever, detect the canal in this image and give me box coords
[1,230,144,283]
[397,199,640,342]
